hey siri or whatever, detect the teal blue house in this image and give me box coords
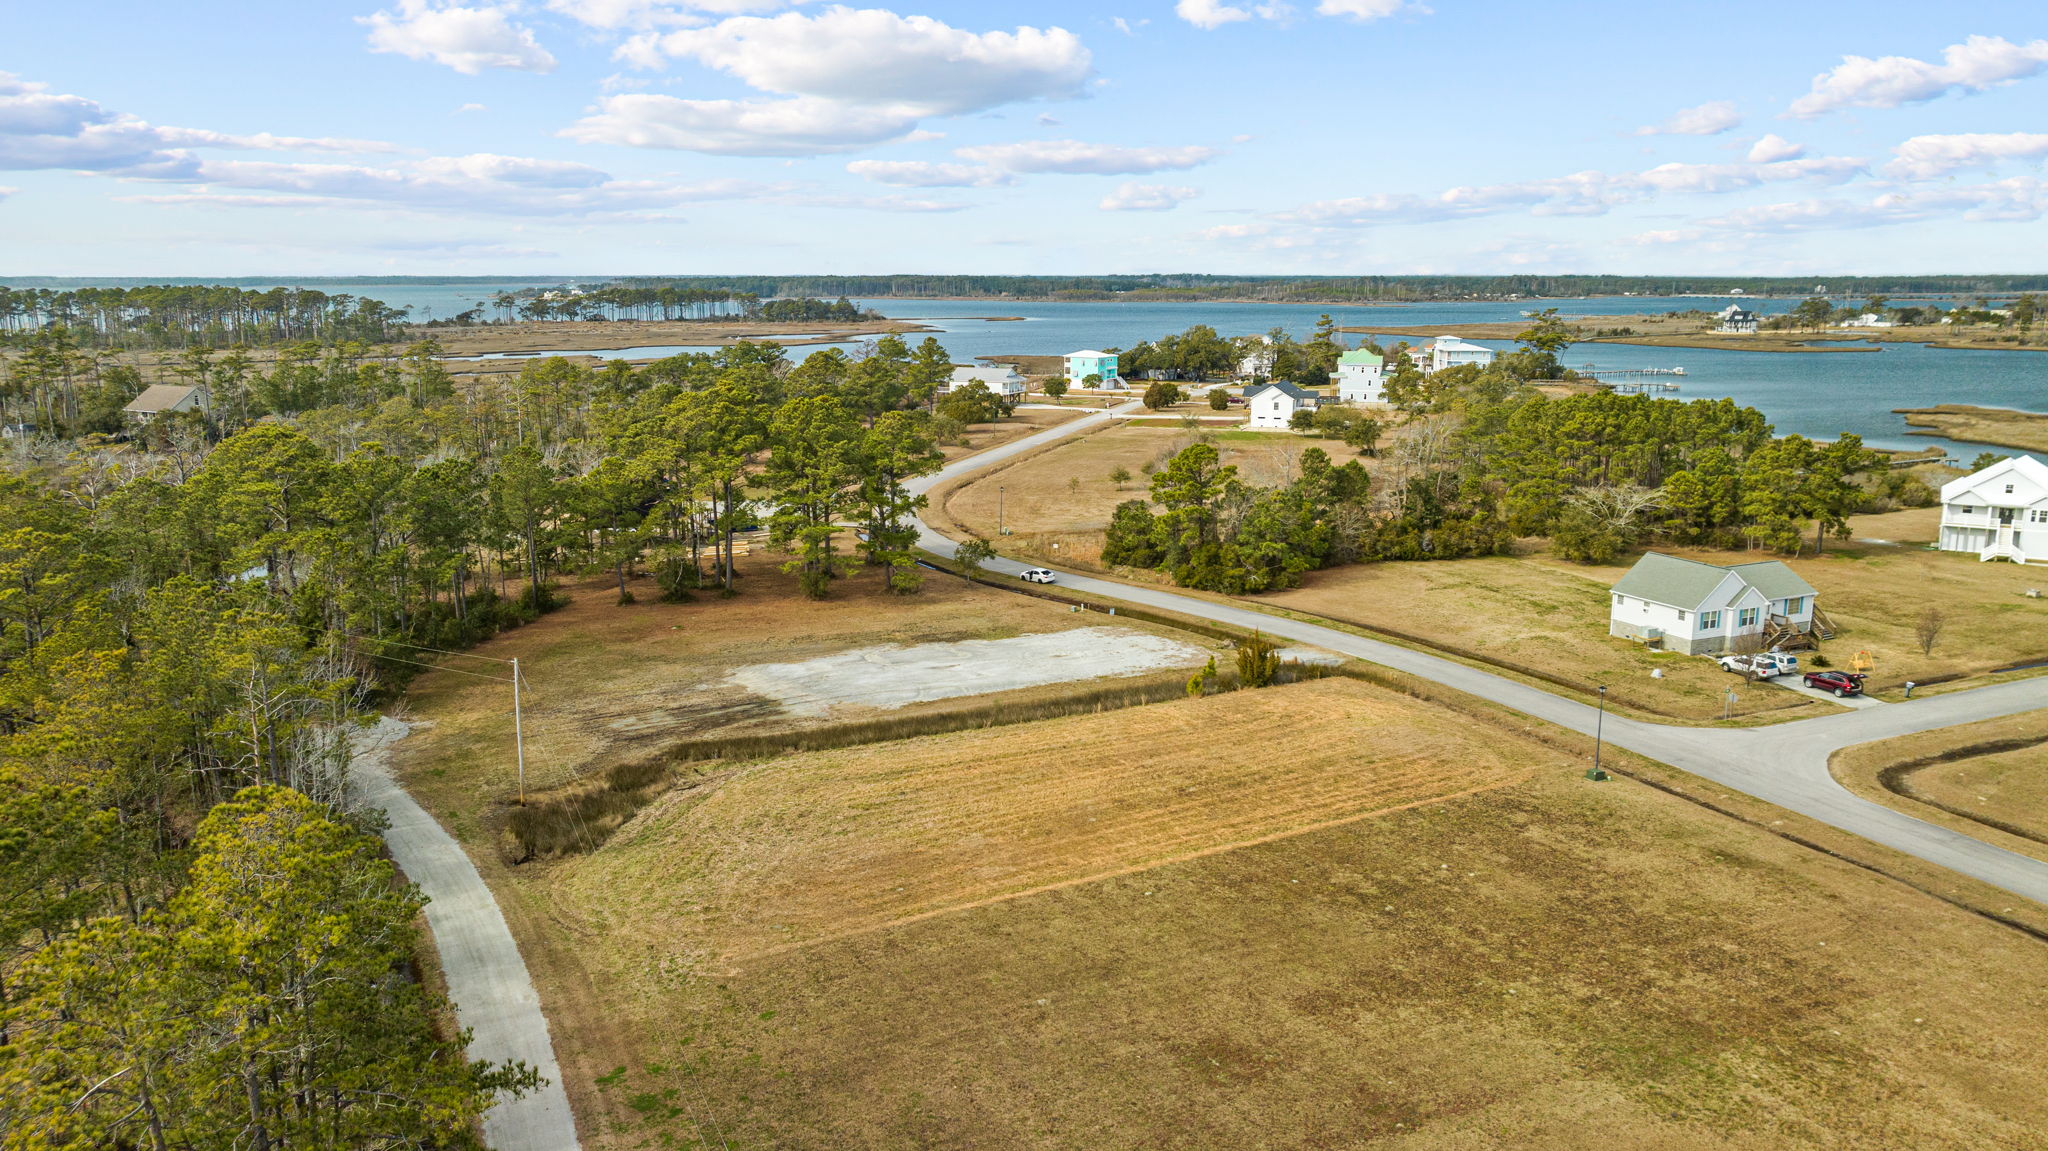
[1064,349,1121,389]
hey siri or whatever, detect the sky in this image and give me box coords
[3,0,2047,276]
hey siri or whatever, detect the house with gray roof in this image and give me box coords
[1246,380,1320,429]
[1608,552,1823,655]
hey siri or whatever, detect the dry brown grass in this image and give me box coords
[936,406,1086,462]
[520,685,2048,1151]
[1831,713,2048,863]
[1896,405,2048,455]
[941,422,1357,567]
[554,678,1539,967]
[1258,541,2048,719]
[388,552,1217,824]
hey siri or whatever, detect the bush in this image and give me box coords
[1143,381,1184,410]
[1237,633,1280,687]
[1208,388,1229,411]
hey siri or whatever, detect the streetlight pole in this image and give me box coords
[1593,685,1608,775]
[511,657,526,807]
[998,486,1006,536]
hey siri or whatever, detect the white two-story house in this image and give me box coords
[1425,336,1496,373]
[1336,350,1389,404]
[1608,552,1821,655]
[1939,454,2048,565]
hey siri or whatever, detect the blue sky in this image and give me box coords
[4,0,2046,275]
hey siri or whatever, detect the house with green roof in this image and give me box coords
[1336,349,1388,405]
[1608,552,1821,655]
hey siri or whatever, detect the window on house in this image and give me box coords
[1738,607,1760,628]
[1677,610,1687,621]
[1699,611,1721,630]
[2034,510,2048,524]
[1784,597,1805,614]
[2006,484,2015,493]
[1613,594,1624,605]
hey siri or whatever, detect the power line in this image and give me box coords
[364,651,512,682]
[336,632,517,665]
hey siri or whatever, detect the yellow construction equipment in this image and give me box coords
[1851,650,1874,674]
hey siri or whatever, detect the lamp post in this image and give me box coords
[1593,685,1608,775]
[998,485,1006,536]
[511,657,526,807]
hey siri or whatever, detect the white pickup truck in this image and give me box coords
[1716,652,1799,679]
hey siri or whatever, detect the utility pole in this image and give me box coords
[1593,685,1608,775]
[511,656,527,806]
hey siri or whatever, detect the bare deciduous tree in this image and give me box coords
[1915,607,1945,656]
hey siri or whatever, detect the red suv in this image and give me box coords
[1803,670,1865,697]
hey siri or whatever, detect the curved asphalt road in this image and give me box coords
[351,719,581,1151]
[914,403,2048,904]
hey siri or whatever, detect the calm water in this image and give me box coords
[14,278,2042,454]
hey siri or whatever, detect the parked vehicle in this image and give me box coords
[1020,568,1058,584]
[1717,652,1799,679]
[1802,670,1865,697]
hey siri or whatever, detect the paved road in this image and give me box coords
[912,406,2048,904]
[351,718,581,1151]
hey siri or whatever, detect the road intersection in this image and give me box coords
[912,402,2048,904]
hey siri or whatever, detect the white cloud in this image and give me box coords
[455,102,488,114]
[845,159,1016,187]
[955,138,1219,174]
[1635,100,1740,137]
[1787,35,2048,118]
[1280,155,1864,227]
[1685,179,2047,236]
[0,186,14,202]
[603,8,1091,154]
[1746,133,1806,163]
[362,1,557,75]
[1176,0,1253,28]
[1885,132,2048,180]
[1179,0,1411,28]
[0,73,397,177]
[565,93,926,156]
[1100,182,1198,211]
[1315,0,1409,20]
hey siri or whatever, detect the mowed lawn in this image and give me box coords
[514,679,2048,1150]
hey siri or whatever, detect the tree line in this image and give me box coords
[0,285,405,351]
[464,285,874,326]
[0,331,988,1140]
[1102,337,1891,591]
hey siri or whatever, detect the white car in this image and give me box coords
[1717,652,1799,679]
[1020,568,1058,584]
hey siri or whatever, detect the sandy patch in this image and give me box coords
[724,626,1207,716]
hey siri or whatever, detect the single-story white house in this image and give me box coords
[942,365,1025,399]
[1715,305,1759,334]
[122,384,209,422]
[1939,453,2048,565]
[1840,313,1896,329]
[1425,336,1495,373]
[1246,381,1319,429]
[1336,349,1389,404]
[1065,349,1122,389]
[1608,552,1822,655]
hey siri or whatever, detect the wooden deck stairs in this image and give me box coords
[1765,607,1838,651]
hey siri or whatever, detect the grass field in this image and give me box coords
[941,422,1366,567]
[389,555,1224,837]
[1831,713,2048,862]
[477,679,2048,1151]
[1256,540,2048,719]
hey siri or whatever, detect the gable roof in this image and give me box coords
[1431,336,1490,353]
[1065,349,1112,359]
[949,365,1018,381]
[1612,552,1813,611]
[122,384,201,415]
[1728,561,1817,602]
[1338,349,1384,365]
[1942,453,2048,503]
[1249,381,1317,402]
[1611,553,1736,610]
